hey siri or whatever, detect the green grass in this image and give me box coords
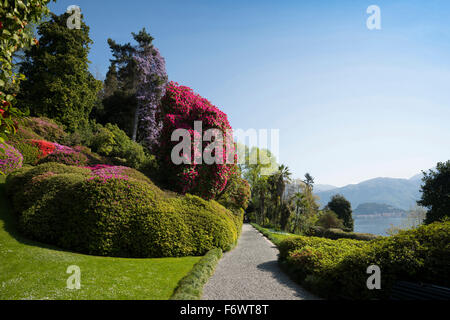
[0,176,201,300]
[251,223,299,246]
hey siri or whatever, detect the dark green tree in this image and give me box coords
[418,161,450,224]
[17,12,101,131]
[326,194,354,231]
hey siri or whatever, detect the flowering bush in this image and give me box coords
[30,139,56,158]
[39,148,88,166]
[6,162,243,258]
[0,142,23,174]
[157,82,237,200]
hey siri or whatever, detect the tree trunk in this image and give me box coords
[131,105,139,141]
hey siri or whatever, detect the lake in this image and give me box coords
[354,215,408,236]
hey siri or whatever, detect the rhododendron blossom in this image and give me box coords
[157,82,237,200]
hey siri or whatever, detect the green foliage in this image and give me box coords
[22,117,67,143]
[279,221,450,299]
[6,163,242,258]
[418,161,450,224]
[38,150,89,166]
[0,0,52,143]
[306,226,380,241]
[217,169,251,213]
[325,194,354,231]
[10,140,39,165]
[315,210,344,229]
[17,13,102,131]
[170,248,223,300]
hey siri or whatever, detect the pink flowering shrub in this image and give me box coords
[157,82,237,200]
[0,142,23,174]
[7,162,242,258]
[38,142,88,166]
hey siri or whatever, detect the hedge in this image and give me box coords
[307,226,380,241]
[170,248,223,300]
[278,221,450,299]
[6,163,243,258]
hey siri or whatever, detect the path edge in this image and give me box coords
[170,248,223,300]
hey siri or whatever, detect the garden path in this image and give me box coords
[202,224,318,300]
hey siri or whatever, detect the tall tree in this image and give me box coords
[133,31,167,147]
[418,160,450,224]
[17,12,101,131]
[326,194,354,231]
[97,28,166,144]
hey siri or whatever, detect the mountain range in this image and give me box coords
[315,174,424,211]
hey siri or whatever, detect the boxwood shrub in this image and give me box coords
[278,222,450,299]
[6,163,242,258]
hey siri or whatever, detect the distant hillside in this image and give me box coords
[316,177,422,210]
[314,184,338,193]
[354,203,406,215]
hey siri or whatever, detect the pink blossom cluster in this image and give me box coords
[157,82,237,200]
[85,165,130,183]
[0,142,23,174]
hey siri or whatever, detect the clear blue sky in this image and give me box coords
[49,0,450,187]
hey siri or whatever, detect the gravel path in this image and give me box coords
[202,224,318,300]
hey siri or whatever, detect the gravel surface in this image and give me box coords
[202,224,318,300]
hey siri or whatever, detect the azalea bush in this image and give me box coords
[6,162,243,258]
[157,82,237,200]
[0,141,23,174]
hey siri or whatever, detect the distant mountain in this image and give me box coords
[314,184,338,193]
[354,203,406,215]
[316,177,422,210]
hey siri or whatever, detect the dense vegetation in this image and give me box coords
[6,162,242,257]
[278,221,450,299]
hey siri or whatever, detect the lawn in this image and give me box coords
[0,176,201,300]
[251,223,299,246]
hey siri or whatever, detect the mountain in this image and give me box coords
[353,203,406,215]
[314,184,338,193]
[316,177,422,210]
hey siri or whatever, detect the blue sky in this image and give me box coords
[49,0,450,187]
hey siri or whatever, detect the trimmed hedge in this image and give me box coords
[306,226,380,241]
[6,163,243,258]
[278,221,450,299]
[170,248,223,300]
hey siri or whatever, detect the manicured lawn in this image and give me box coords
[251,223,299,246]
[0,176,201,300]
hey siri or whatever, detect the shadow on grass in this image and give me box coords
[0,180,77,254]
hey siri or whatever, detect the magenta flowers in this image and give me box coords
[157,82,237,200]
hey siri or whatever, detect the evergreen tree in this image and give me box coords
[97,28,166,142]
[326,194,354,231]
[17,12,101,131]
[418,160,450,224]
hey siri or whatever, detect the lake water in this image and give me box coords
[354,215,407,236]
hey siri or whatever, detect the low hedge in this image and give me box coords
[6,163,243,258]
[170,248,223,300]
[278,221,450,299]
[306,226,380,241]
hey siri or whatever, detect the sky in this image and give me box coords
[49,0,450,187]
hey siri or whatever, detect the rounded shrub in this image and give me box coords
[38,149,88,166]
[11,141,40,165]
[0,142,23,174]
[7,163,242,258]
